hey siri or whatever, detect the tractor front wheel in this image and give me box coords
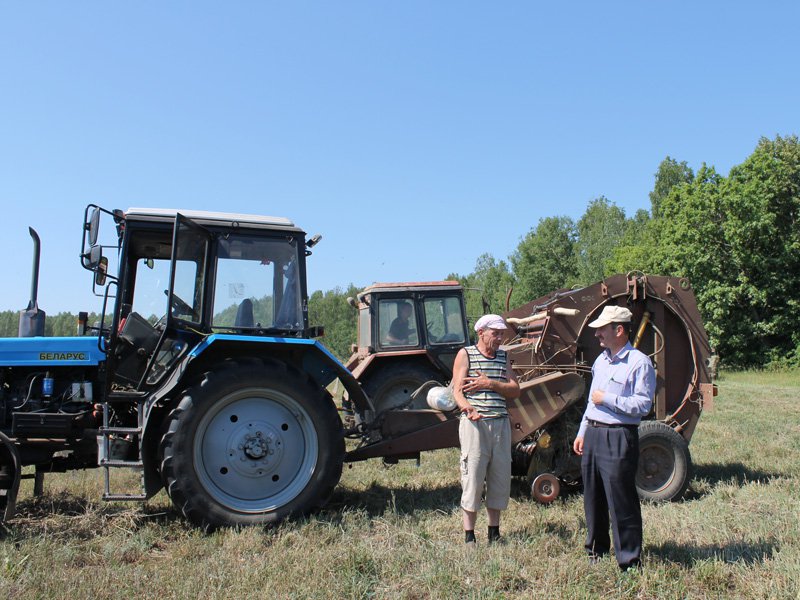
[159,358,344,529]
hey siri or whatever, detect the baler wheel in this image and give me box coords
[636,420,691,502]
[531,473,561,504]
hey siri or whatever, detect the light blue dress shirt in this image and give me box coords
[577,341,656,438]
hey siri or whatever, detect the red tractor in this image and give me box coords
[344,281,470,414]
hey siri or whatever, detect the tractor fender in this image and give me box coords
[353,350,447,384]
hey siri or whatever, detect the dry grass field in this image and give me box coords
[1,370,799,599]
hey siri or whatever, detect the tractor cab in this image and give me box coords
[81,206,310,391]
[345,281,469,413]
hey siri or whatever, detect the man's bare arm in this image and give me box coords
[451,349,481,420]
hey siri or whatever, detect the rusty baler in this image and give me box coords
[343,273,715,504]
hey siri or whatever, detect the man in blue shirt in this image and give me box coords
[573,305,656,570]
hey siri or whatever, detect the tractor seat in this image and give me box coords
[235,299,255,328]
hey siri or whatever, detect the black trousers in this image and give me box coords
[581,424,642,568]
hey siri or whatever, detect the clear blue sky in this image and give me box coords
[1,2,798,314]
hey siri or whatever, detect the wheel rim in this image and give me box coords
[193,387,318,513]
[531,473,560,503]
[637,440,675,493]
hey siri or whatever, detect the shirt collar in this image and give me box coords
[604,341,633,363]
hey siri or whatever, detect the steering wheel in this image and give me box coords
[165,289,198,320]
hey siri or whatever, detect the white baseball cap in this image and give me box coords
[474,314,508,332]
[588,305,633,328]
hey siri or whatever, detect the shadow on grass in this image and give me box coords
[685,461,784,500]
[324,472,567,519]
[649,538,778,566]
[1,491,182,541]
[324,481,463,517]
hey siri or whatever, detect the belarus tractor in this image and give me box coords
[0,205,374,529]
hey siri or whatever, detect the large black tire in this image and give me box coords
[362,363,443,413]
[636,420,691,502]
[159,358,344,529]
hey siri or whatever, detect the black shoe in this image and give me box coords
[487,526,501,544]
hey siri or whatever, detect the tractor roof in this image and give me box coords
[359,280,463,298]
[124,207,303,233]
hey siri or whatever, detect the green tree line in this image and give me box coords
[450,135,800,369]
[2,135,797,367]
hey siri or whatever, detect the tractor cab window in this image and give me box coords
[379,299,418,347]
[357,307,371,348]
[130,258,172,323]
[212,234,303,332]
[423,296,467,345]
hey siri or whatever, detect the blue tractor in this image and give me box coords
[0,205,372,529]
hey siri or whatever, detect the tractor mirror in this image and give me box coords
[87,207,100,246]
[83,244,104,269]
[95,256,108,286]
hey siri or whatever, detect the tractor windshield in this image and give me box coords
[212,234,303,332]
[424,295,467,345]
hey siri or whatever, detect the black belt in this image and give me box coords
[588,419,637,430]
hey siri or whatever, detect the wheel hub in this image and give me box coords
[242,432,269,459]
[228,422,284,476]
[644,458,661,475]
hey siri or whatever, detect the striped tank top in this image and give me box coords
[464,345,509,419]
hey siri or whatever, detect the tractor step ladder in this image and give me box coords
[99,394,147,501]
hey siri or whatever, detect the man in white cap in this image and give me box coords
[451,314,520,547]
[573,304,655,570]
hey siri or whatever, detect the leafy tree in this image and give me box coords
[657,135,800,367]
[308,285,360,360]
[575,197,627,285]
[649,157,694,218]
[510,216,578,304]
[0,311,18,337]
[0,310,112,337]
[606,208,660,275]
[449,253,515,326]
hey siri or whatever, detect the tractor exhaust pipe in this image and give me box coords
[18,227,46,337]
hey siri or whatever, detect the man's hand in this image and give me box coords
[591,389,605,405]
[461,405,482,421]
[573,436,584,455]
[462,371,493,395]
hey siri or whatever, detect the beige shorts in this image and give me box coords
[459,416,511,512]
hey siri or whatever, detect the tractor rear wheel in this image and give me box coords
[362,363,443,413]
[636,420,691,502]
[159,358,344,529]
